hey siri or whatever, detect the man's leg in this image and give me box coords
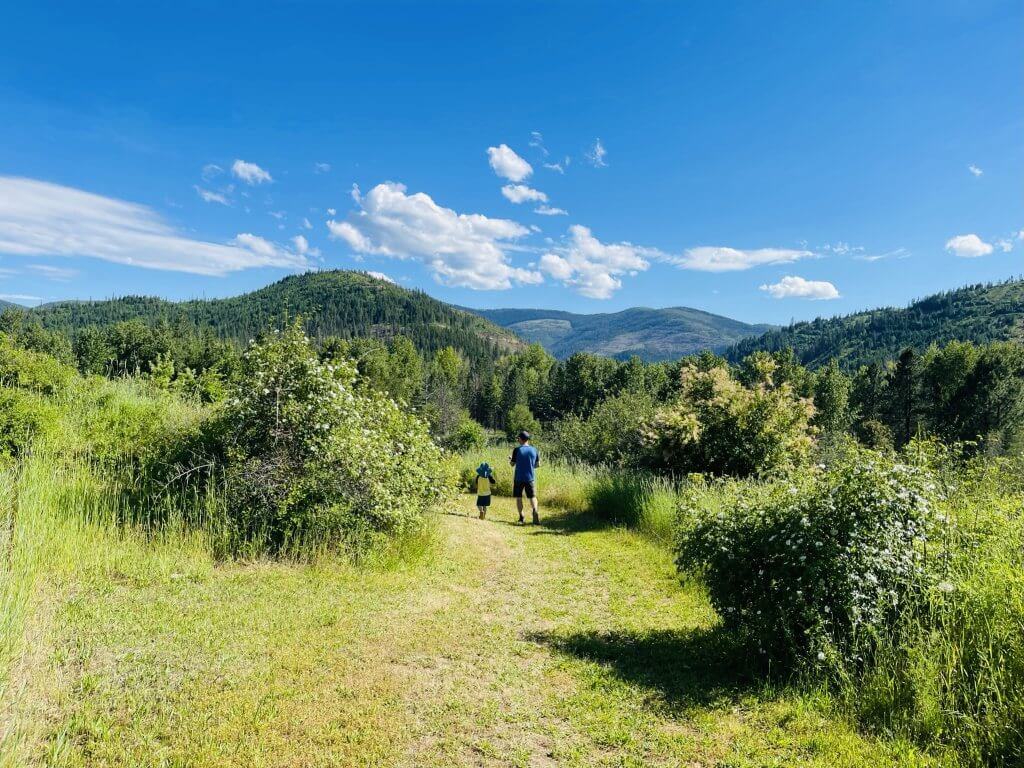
[530,495,539,524]
[515,496,525,523]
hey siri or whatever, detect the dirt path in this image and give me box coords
[35,497,932,767]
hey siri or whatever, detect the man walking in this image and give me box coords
[510,430,540,525]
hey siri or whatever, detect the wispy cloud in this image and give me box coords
[968,164,983,177]
[327,181,541,290]
[232,159,273,185]
[760,275,840,300]
[0,176,308,275]
[313,162,331,174]
[585,138,607,168]
[201,163,223,181]
[26,263,78,281]
[534,205,568,216]
[194,185,230,205]
[501,184,547,204]
[856,247,910,262]
[667,246,815,272]
[0,293,43,303]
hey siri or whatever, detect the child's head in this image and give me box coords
[476,462,492,478]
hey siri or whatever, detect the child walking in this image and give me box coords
[473,462,496,519]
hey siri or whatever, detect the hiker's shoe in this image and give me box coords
[532,511,540,525]
[518,513,525,524]
[479,511,486,520]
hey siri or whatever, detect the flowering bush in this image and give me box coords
[645,363,815,478]
[211,323,454,555]
[676,447,941,663]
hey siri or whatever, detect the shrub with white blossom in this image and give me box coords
[676,447,942,663]
[212,323,454,555]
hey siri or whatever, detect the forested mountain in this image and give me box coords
[0,300,17,310]
[727,278,1024,368]
[28,271,522,362]
[467,306,774,361]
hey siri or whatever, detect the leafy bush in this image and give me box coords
[504,403,540,441]
[646,362,814,477]
[677,447,940,663]
[209,323,454,555]
[552,392,655,468]
[0,337,74,395]
[443,414,486,453]
[0,389,59,457]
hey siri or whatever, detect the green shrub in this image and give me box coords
[0,389,59,457]
[552,392,655,468]
[586,471,678,543]
[443,414,487,453]
[646,362,815,477]
[209,323,454,555]
[0,337,74,395]
[677,447,940,663]
[504,403,539,441]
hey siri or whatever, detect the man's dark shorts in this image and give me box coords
[513,481,535,499]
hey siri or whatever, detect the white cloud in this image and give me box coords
[856,247,911,262]
[201,163,223,181]
[501,184,548,204]
[0,176,308,275]
[268,210,286,220]
[585,138,607,168]
[301,217,312,230]
[669,246,814,272]
[194,185,229,205]
[326,181,542,290]
[996,238,1013,253]
[231,159,273,185]
[534,205,568,216]
[327,207,337,216]
[968,164,983,177]
[313,162,331,174]
[26,264,78,281]
[0,294,42,303]
[760,276,840,300]
[945,233,993,258]
[529,131,548,156]
[365,271,395,284]
[487,144,533,182]
[290,234,320,258]
[538,224,649,299]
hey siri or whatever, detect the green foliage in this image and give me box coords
[0,336,74,395]
[210,323,454,555]
[444,414,486,453]
[677,448,940,663]
[504,403,540,441]
[552,391,655,468]
[646,362,815,477]
[0,390,58,457]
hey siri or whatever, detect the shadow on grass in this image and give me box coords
[529,625,784,710]
[534,509,618,535]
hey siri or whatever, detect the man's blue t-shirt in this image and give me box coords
[511,444,540,483]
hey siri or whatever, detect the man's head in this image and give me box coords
[518,430,531,444]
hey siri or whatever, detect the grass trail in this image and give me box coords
[29,496,942,767]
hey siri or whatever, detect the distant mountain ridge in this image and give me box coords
[23,271,523,362]
[467,306,774,361]
[726,278,1024,368]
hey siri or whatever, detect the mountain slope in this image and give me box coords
[726,278,1024,368]
[469,306,774,361]
[28,271,522,360]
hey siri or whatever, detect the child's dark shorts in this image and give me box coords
[476,495,491,507]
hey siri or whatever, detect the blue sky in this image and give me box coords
[0,1,1020,325]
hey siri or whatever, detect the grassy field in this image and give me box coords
[2,458,950,768]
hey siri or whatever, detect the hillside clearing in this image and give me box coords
[14,497,941,768]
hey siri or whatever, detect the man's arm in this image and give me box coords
[510,446,519,466]
[534,449,540,468]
